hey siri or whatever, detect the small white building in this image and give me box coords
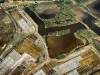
[34,69,46,75]
[58,56,82,74]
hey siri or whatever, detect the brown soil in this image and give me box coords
[71,7,85,20]
[11,9,21,20]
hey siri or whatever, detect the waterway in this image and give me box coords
[24,7,73,35]
[47,23,86,58]
[24,7,86,58]
[81,10,100,36]
[72,7,100,36]
[87,0,100,19]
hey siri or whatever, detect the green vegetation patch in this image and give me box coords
[75,0,89,4]
[74,29,98,43]
[48,29,70,36]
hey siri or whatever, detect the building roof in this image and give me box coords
[0,50,21,75]
[34,69,46,75]
[59,57,81,74]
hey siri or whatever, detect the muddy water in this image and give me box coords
[24,7,86,58]
[47,23,86,58]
